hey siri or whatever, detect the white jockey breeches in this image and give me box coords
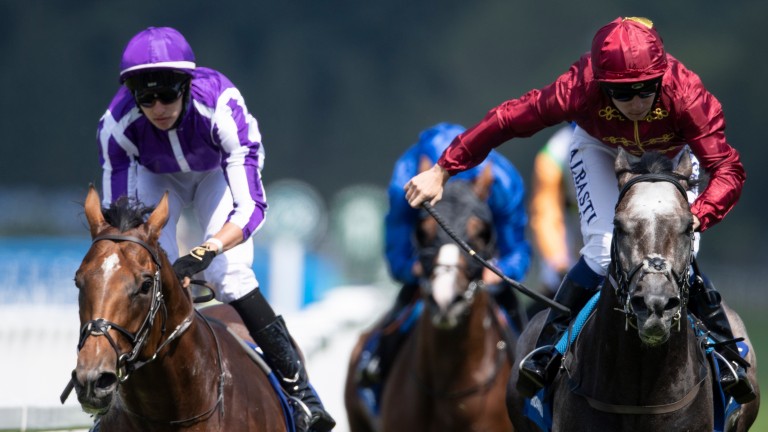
[137,166,258,303]
[568,125,701,276]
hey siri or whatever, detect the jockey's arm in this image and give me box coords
[204,222,245,254]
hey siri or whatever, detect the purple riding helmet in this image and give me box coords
[119,26,196,82]
[119,27,196,125]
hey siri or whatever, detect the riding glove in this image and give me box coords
[172,245,217,279]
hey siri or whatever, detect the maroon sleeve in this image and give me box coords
[676,69,745,231]
[437,60,585,175]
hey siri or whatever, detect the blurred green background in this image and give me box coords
[1,1,766,428]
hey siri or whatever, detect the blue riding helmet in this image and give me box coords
[385,122,531,285]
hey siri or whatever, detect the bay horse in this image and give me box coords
[345,172,516,432]
[66,186,288,431]
[507,149,760,431]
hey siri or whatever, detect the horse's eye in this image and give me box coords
[140,278,154,294]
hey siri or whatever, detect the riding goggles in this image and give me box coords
[134,84,184,107]
[603,79,659,102]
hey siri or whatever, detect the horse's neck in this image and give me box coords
[159,260,196,320]
[119,270,219,422]
[574,293,703,401]
[416,294,494,374]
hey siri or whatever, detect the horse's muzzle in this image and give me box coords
[631,274,681,346]
[72,368,118,415]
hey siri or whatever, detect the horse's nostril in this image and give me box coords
[96,372,118,390]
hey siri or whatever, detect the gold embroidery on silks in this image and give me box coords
[602,133,678,153]
[643,107,669,121]
[598,106,669,122]
[599,106,626,121]
[598,105,675,153]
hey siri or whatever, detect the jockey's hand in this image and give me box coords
[404,164,450,208]
[172,245,217,282]
[692,214,701,231]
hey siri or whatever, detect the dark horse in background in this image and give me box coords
[345,168,516,432]
[65,187,288,431]
[508,149,759,431]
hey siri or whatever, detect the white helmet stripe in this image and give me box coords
[120,61,196,76]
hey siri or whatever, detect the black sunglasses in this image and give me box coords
[604,81,659,102]
[134,87,183,108]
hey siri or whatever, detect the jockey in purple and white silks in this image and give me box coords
[96,26,335,432]
[98,60,267,299]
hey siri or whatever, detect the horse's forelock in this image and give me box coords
[631,152,673,175]
[102,196,155,233]
[630,151,696,184]
[434,181,492,224]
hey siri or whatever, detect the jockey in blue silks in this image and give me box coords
[360,122,531,386]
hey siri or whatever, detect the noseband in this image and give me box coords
[608,173,694,330]
[77,234,191,381]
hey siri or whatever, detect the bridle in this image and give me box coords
[607,173,694,331]
[68,233,226,426]
[77,234,193,381]
[412,279,512,400]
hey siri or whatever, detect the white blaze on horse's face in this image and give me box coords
[432,244,461,311]
[625,182,682,231]
[620,180,691,269]
[101,253,121,283]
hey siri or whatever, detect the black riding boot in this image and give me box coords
[689,275,756,404]
[359,283,418,386]
[232,290,336,432]
[517,276,598,397]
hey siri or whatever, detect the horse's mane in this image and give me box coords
[102,196,155,232]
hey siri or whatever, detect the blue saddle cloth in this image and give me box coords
[523,293,747,432]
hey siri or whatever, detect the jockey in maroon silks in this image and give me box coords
[404,17,754,403]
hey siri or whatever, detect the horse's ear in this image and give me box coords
[673,148,693,181]
[473,163,493,201]
[615,147,640,188]
[84,185,108,239]
[418,155,433,174]
[145,192,169,240]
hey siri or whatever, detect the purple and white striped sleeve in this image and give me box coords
[211,87,268,240]
[97,107,139,205]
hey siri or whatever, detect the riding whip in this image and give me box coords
[423,202,571,315]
